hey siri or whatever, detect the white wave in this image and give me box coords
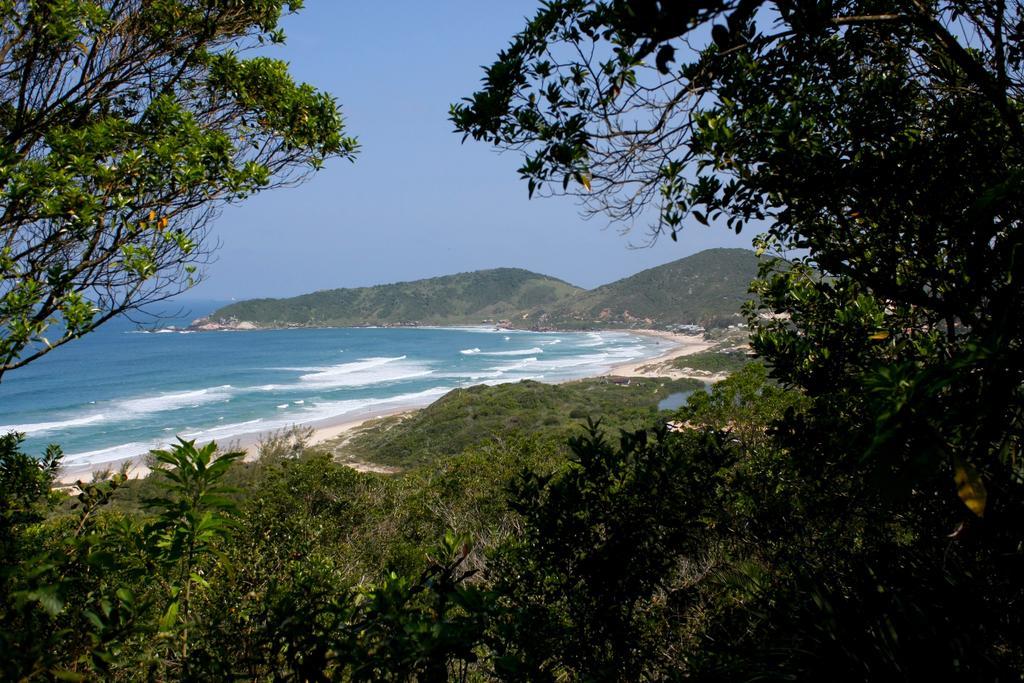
[435,370,507,381]
[514,345,650,376]
[487,357,540,373]
[293,400,304,405]
[602,344,648,360]
[298,356,433,388]
[480,347,544,356]
[62,441,164,466]
[299,356,404,379]
[175,387,457,447]
[460,348,481,355]
[421,325,523,334]
[298,386,453,422]
[0,412,107,437]
[476,374,545,386]
[578,333,607,348]
[180,419,263,440]
[115,385,234,415]
[539,338,562,345]
[276,404,289,409]
[5,386,236,439]
[525,353,610,371]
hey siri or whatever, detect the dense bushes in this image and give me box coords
[3,365,1020,679]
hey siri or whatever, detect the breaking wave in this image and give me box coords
[479,347,544,356]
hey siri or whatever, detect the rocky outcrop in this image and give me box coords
[189,316,259,331]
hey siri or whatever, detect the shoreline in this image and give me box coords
[608,329,714,376]
[55,406,415,485]
[54,328,709,485]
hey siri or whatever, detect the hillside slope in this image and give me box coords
[199,248,760,330]
[203,268,582,327]
[527,248,758,329]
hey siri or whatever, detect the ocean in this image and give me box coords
[0,301,668,469]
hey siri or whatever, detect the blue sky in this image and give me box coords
[193,1,752,300]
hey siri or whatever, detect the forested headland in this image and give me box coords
[198,247,759,330]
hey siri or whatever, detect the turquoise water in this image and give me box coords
[0,302,666,468]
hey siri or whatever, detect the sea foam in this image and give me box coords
[175,388,456,445]
[61,441,163,466]
[115,385,234,415]
[578,333,608,348]
[298,356,433,388]
[0,384,236,436]
[0,412,108,437]
[299,386,454,423]
[479,347,544,356]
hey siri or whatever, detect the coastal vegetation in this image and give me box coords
[200,248,758,330]
[1,367,812,680]
[330,377,703,468]
[670,348,751,375]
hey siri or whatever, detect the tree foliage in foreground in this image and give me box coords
[452,0,1024,676]
[452,0,1024,509]
[0,0,356,378]
[0,435,497,680]
[1,363,1022,679]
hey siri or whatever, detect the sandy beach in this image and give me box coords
[56,407,413,485]
[607,330,714,377]
[55,328,710,485]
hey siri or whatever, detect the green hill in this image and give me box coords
[202,268,582,327]
[200,248,759,330]
[526,248,758,329]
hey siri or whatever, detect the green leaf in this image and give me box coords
[159,600,180,633]
[26,586,64,616]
